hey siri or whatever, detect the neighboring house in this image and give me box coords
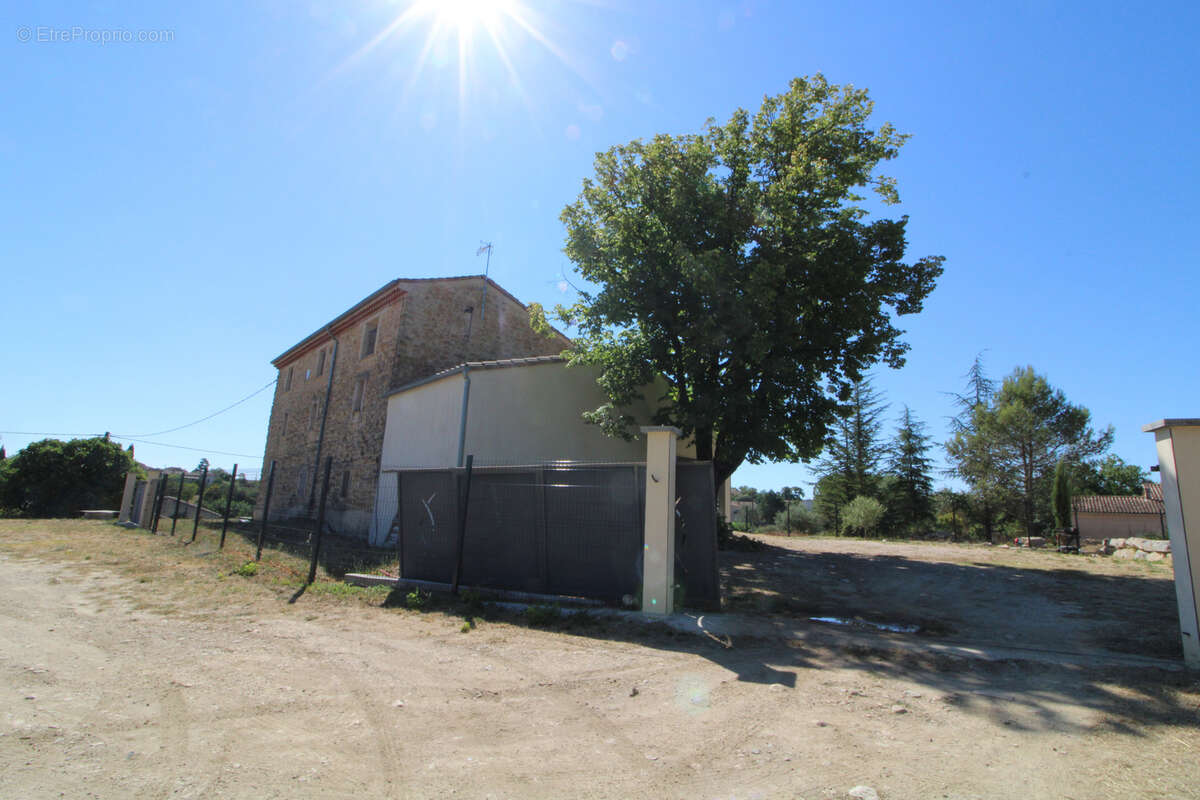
[256,276,569,537]
[1073,481,1166,541]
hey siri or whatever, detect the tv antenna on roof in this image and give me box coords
[477,241,493,321]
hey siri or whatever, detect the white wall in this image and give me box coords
[379,373,466,469]
[379,361,696,470]
[462,361,695,463]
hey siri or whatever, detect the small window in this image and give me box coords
[305,368,311,381]
[316,348,326,376]
[361,320,379,358]
[297,466,308,499]
[307,397,319,431]
[281,412,289,436]
[284,366,294,391]
[352,374,367,413]
[341,470,351,497]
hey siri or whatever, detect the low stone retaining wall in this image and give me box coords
[1101,537,1172,562]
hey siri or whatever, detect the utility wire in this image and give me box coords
[117,377,278,437]
[0,430,103,438]
[0,431,263,462]
[108,435,264,461]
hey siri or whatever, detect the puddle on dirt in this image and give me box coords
[809,616,919,634]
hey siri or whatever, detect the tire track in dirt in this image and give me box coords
[157,685,190,756]
[426,630,672,783]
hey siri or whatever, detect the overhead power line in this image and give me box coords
[108,436,264,461]
[0,431,263,461]
[117,377,278,437]
[0,431,104,438]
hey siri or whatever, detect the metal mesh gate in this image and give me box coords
[389,460,718,607]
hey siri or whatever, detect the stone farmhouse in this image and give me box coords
[255,276,569,537]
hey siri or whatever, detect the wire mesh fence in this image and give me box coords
[134,453,718,604]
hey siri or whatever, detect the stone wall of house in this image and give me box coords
[255,277,568,537]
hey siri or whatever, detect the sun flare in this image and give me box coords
[422,0,519,35]
[333,0,579,127]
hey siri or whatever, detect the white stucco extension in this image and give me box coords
[369,356,707,543]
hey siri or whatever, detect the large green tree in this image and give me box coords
[0,437,138,517]
[550,75,943,490]
[949,367,1112,540]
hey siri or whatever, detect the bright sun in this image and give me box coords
[337,0,572,119]
[426,0,517,34]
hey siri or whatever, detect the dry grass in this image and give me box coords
[0,518,396,614]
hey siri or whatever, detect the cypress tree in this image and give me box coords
[1051,458,1072,531]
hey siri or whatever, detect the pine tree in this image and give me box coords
[945,354,1003,542]
[955,367,1111,540]
[887,406,935,535]
[816,378,889,533]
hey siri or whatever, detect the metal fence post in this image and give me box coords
[394,472,404,581]
[219,463,238,550]
[151,473,166,533]
[170,471,186,536]
[450,454,474,595]
[189,463,208,543]
[307,457,334,585]
[256,461,276,561]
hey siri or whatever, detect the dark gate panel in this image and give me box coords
[387,460,720,608]
[461,469,544,592]
[397,470,459,583]
[543,464,644,602]
[676,461,720,609]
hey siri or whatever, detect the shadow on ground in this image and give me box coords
[720,538,1182,660]
[375,572,1200,741]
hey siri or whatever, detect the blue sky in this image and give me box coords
[2,0,1196,494]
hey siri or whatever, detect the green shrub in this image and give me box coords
[842,495,886,537]
[524,603,562,626]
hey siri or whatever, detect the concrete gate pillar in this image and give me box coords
[118,472,138,523]
[1144,419,1200,668]
[139,474,161,529]
[641,426,679,616]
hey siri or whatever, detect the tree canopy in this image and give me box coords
[549,75,944,489]
[1073,454,1147,496]
[947,366,1112,539]
[0,437,138,517]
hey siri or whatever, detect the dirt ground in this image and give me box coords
[721,534,1184,661]
[1,521,1199,799]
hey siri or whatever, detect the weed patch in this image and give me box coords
[524,603,563,627]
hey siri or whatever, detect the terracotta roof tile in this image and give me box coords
[1074,493,1163,515]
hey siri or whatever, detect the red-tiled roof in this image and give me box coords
[1074,492,1163,515]
[1144,481,1163,502]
